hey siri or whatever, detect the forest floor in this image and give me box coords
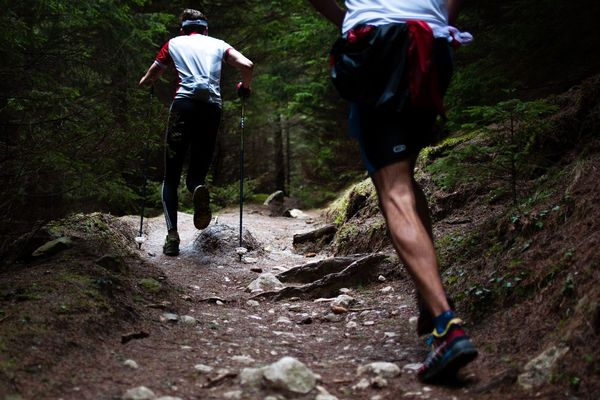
[2,200,572,400]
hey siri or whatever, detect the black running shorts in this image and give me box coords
[350,38,454,173]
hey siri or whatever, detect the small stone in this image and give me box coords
[352,378,371,391]
[363,321,375,326]
[384,332,397,338]
[231,355,255,364]
[222,391,243,400]
[316,393,339,400]
[371,376,388,388]
[243,256,258,264]
[180,346,193,351]
[123,359,139,369]
[346,321,358,329]
[194,364,214,373]
[518,346,570,390]
[250,267,263,273]
[331,305,348,314]
[246,300,260,307]
[358,362,401,378]
[323,313,342,322]
[339,288,352,294]
[377,275,386,282]
[332,295,355,308]
[161,313,179,323]
[288,304,303,312]
[408,316,418,325]
[122,386,156,400]
[379,286,394,293]
[276,316,292,324]
[180,315,197,325]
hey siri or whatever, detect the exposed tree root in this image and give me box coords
[252,253,394,301]
[277,255,364,283]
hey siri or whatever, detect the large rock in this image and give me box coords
[262,357,318,394]
[240,357,319,396]
[246,273,284,293]
[517,346,570,390]
[31,237,73,258]
[193,224,261,258]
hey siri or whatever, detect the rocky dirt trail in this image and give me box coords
[86,206,485,400]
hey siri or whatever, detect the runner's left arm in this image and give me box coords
[226,49,254,89]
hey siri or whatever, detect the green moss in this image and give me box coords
[138,278,161,293]
[418,131,479,165]
[326,178,375,226]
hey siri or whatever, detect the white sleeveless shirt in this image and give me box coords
[342,0,449,38]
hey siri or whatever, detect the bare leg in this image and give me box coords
[371,158,449,316]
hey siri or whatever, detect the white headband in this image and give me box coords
[182,19,208,28]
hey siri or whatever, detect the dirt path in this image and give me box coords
[47,207,485,399]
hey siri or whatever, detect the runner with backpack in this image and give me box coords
[139,8,253,256]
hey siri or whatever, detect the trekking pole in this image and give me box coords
[239,98,246,248]
[135,86,154,249]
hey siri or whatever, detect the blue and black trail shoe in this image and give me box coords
[418,318,478,383]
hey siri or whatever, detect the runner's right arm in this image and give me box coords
[139,62,164,87]
[307,0,345,29]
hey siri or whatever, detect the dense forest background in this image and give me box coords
[1,0,599,252]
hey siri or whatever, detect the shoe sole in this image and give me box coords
[193,185,211,230]
[419,338,478,382]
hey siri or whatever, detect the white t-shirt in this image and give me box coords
[342,0,449,38]
[155,33,232,104]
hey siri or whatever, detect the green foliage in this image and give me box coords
[427,97,558,202]
[0,0,169,246]
[209,179,258,210]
